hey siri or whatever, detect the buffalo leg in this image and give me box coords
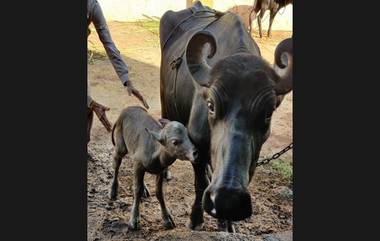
[268,9,279,38]
[188,161,209,230]
[163,167,172,181]
[156,172,175,229]
[128,163,145,230]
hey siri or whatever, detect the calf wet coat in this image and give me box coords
[159,1,293,232]
[110,106,197,230]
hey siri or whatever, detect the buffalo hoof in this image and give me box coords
[217,220,235,233]
[187,220,204,231]
[127,220,140,231]
[164,170,172,181]
[163,215,176,230]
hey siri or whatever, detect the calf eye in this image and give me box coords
[171,139,181,146]
[207,101,215,115]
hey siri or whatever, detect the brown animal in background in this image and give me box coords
[227,5,254,32]
[249,0,293,38]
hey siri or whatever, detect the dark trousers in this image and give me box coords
[87,107,94,144]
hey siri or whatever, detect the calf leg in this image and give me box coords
[128,163,145,230]
[156,172,175,229]
[109,153,123,200]
[188,160,209,230]
[109,126,127,201]
[142,182,150,198]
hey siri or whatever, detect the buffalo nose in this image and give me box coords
[203,187,252,221]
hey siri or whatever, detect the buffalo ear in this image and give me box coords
[186,31,217,87]
[145,128,163,144]
[273,38,293,96]
[158,118,170,127]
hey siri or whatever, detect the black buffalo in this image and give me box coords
[159,1,293,232]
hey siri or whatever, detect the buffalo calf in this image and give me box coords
[109,106,198,230]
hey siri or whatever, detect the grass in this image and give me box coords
[87,39,107,64]
[87,15,160,64]
[87,49,106,64]
[136,15,160,36]
[271,159,293,180]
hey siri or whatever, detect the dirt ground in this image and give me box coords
[87,21,293,241]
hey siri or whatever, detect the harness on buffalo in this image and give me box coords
[167,6,225,118]
[167,7,224,70]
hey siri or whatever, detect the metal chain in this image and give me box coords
[256,142,293,167]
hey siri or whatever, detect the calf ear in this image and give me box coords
[158,118,170,127]
[186,30,217,87]
[145,128,163,143]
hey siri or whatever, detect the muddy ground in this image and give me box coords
[87,21,293,241]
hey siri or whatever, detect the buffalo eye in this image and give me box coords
[265,116,271,124]
[171,139,181,146]
[207,100,215,115]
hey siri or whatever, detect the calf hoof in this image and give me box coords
[142,187,150,199]
[127,220,140,231]
[217,220,235,233]
[163,215,176,230]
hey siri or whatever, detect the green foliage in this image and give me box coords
[136,15,160,36]
[271,159,293,180]
[87,40,106,64]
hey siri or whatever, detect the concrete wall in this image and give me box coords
[97,0,186,21]
[97,0,292,31]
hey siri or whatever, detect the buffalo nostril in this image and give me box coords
[205,188,253,221]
